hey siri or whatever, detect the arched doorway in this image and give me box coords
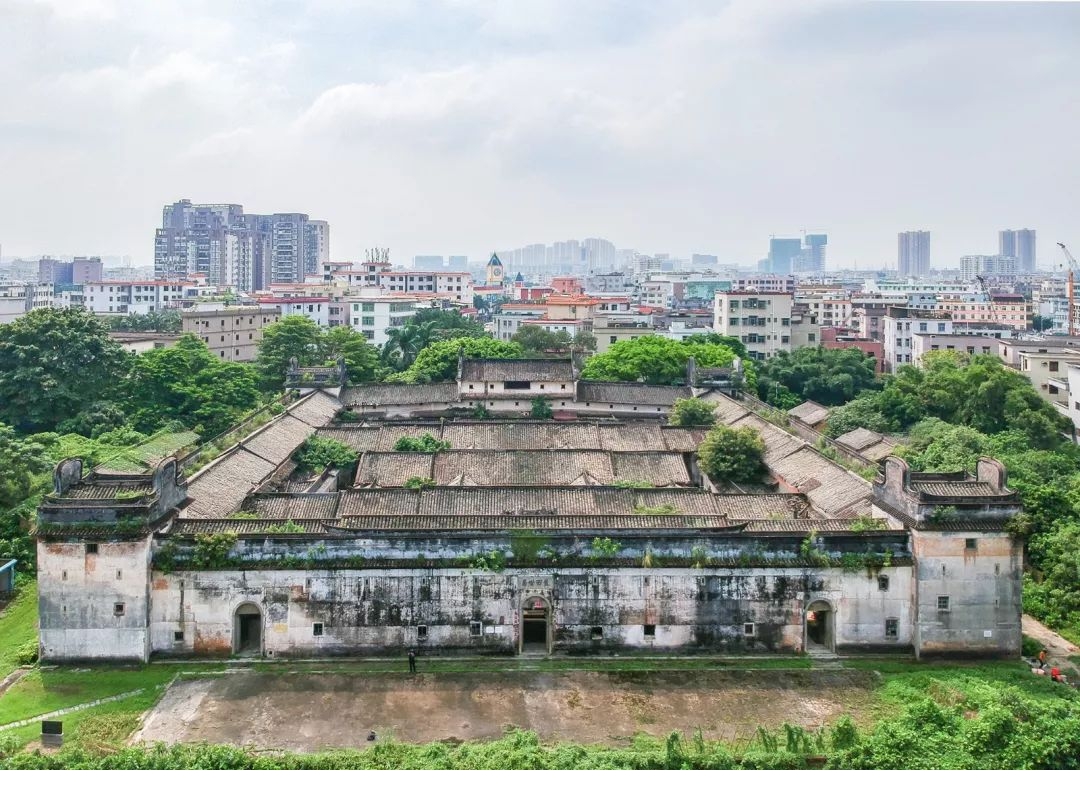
[806,600,834,653]
[233,603,263,656]
[520,596,551,654]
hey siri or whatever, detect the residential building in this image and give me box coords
[799,234,828,275]
[72,257,103,284]
[342,293,421,346]
[182,306,282,361]
[1013,348,1080,414]
[898,231,931,276]
[109,332,183,355]
[0,281,55,323]
[713,291,819,360]
[377,270,473,303]
[997,337,1080,368]
[1066,363,1080,431]
[911,333,1000,367]
[959,255,1016,281]
[305,221,330,278]
[82,281,186,315]
[999,229,1036,274]
[255,296,330,328]
[820,327,884,373]
[883,307,1014,371]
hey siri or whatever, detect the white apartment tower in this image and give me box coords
[898,231,931,276]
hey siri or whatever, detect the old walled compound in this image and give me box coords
[35,357,1023,661]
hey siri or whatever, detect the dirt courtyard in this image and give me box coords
[134,668,878,752]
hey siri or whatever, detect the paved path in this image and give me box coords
[1022,614,1079,675]
[0,689,145,733]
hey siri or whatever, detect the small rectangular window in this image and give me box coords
[312,622,324,636]
[743,622,755,637]
[877,575,889,592]
[643,624,656,638]
[470,621,482,637]
[174,630,184,642]
[61,570,67,581]
[965,537,977,551]
[885,618,899,639]
[419,584,432,601]
[113,602,125,617]
[590,626,604,640]
[86,543,98,554]
[116,569,122,580]
[417,625,428,640]
[937,596,950,612]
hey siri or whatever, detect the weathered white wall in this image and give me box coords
[147,564,916,658]
[911,530,1022,658]
[38,539,152,661]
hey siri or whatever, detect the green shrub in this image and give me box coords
[393,433,451,452]
[697,424,765,484]
[529,398,553,419]
[293,437,359,470]
[669,398,717,427]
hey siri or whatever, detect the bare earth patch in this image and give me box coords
[134,669,876,752]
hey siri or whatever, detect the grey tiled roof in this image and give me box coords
[340,383,460,407]
[169,518,326,535]
[787,400,830,425]
[658,427,710,452]
[768,447,872,518]
[698,392,750,424]
[910,481,1000,497]
[598,423,668,451]
[331,515,734,531]
[354,452,435,487]
[314,426,382,452]
[460,358,574,382]
[185,449,277,518]
[744,519,889,533]
[245,493,342,520]
[834,427,885,452]
[338,489,421,516]
[577,382,690,406]
[55,482,153,500]
[611,452,693,487]
[288,390,342,427]
[433,450,616,486]
[440,422,601,450]
[241,415,315,466]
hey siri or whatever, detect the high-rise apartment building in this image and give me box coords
[898,231,931,276]
[800,234,828,274]
[999,229,1036,273]
[959,255,1017,280]
[154,200,326,291]
[768,238,803,274]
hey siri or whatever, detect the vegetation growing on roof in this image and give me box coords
[293,437,359,471]
[529,398,554,420]
[668,398,716,427]
[393,433,451,452]
[697,424,765,485]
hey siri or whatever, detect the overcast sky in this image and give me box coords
[1,0,1077,269]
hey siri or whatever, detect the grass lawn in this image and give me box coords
[0,582,37,680]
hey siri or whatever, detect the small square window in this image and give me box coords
[470,621,482,637]
[937,596,950,612]
[877,575,889,592]
[174,630,184,642]
[86,543,98,554]
[417,625,428,640]
[965,537,977,551]
[743,622,755,637]
[643,624,656,638]
[590,626,604,640]
[313,622,324,636]
[113,602,125,617]
[885,618,899,639]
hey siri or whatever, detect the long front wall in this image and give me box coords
[146,566,915,659]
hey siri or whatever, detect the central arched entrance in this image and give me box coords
[233,603,263,656]
[806,600,834,653]
[520,596,551,654]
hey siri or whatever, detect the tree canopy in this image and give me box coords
[696,424,766,484]
[668,398,717,427]
[0,308,133,433]
[580,335,744,387]
[393,336,523,383]
[756,346,879,408]
[255,317,382,391]
[102,310,181,333]
[123,335,262,437]
[381,309,485,370]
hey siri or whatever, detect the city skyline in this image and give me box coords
[0,2,1077,267]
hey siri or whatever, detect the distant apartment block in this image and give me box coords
[898,231,931,276]
[713,291,819,360]
[154,200,328,291]
[38,256,102,285]
[999,229,1036,274]
[82,281,185,315]
[182,306,282,361]
[0,281,54,324]
[959,254,1016,281]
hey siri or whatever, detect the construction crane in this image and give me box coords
[1058,242,1079,336]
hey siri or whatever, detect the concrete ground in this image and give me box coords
[1023,613,1080,676]
[134,668,877,752]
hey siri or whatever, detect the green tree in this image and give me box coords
[123,335,261,436]
[102,310,182,333]
[321,326,381,383]
[668,398,717,427]
[581,335,741,386]
[512,324,573,354]
[697,424,766,483]
[293,437,359,470]
[530,397,554,419]
[399,336,523,383]
[756,347,879,407]
[382,309,485,370]
[0,308,133,433]
[0,424,50,511]
[254,316,324,391]
[825,395,894,437]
